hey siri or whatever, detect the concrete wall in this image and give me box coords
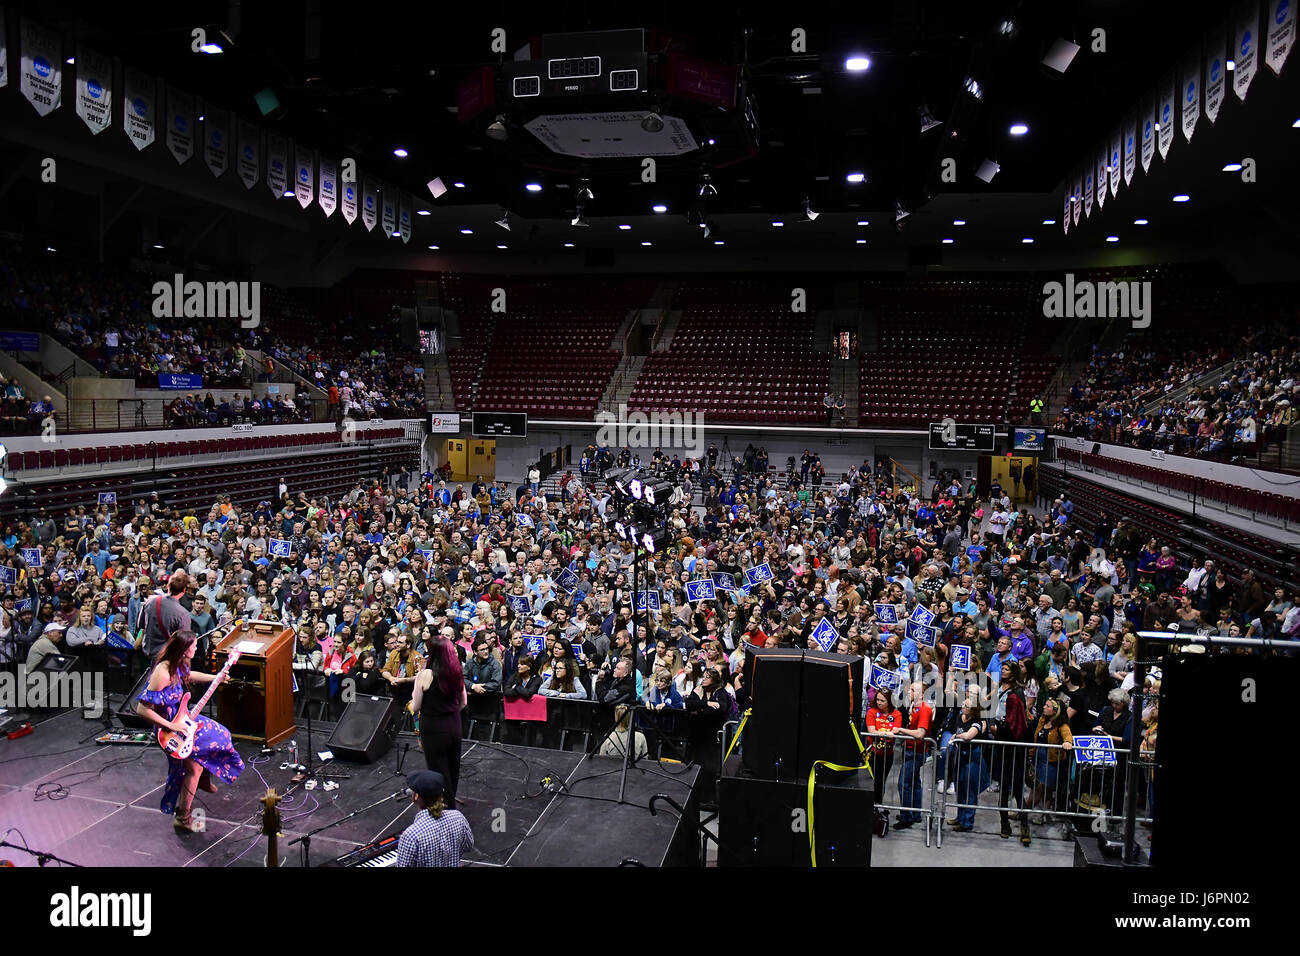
[1055,435,1300,498]
[0,350,66,418]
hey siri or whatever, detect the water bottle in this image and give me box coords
[289,739,298,767]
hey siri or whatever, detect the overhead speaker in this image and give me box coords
[327,695,399,763]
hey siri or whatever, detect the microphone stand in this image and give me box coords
[286,789,412,867]
[296,644,349,788]
[0,839,82,867]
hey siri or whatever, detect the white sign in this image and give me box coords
[318,156,337,218]
[1123,116,1137,185]
[1267,0,1296,74]
[266,134,289,199]
[123,67,156,150]
[1157,75,1175,160]
[294,143,314,209]
[430,414,459,433]
[19,17,61,117]
[74,45,112,133]
[1235,1,1261,100]
[1108,132,1121,197]
[1141,99,1155,173]
[237,119,260,189]
[1181,54,1200,143]
[1205,32,1226,123]
[165,85,196,164]
[341,178,358,225]
[204,107,230,177]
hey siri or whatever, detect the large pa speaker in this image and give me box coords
[327,696,399,763]
[116,668,154,729]
[741,647,804,779]
[799,650,865,781]
[717,771,873,867]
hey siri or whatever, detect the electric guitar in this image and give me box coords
[157,649,241,759]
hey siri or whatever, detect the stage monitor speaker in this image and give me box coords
[717,773,873,867]
[799,650,865,780]
[116,668,154,729]
[327,696,399,763]
[33,653,79,673]
[741,647,805,779]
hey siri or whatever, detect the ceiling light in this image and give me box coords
[1172,194,1190,203]
[152,243,164,249]
[707,138,716,146]
[652,204,668,213]
[953,219,967,226]
[845,56,871,72]
[577,179,594,200]
[417,209,431,216]
[564,242,575,247]
[524,183,542,192]
[460,228,473,234]
[1226,59,1236,71]
[713,240,724,245]
[698,173,717,197]
[964,77,983,99]
[1042,37,1081,73]
[393,148,408,157]
[1134,219,1149,225]
[1009,124,1029,136]
[198,43,223,55]
[618,224,631,230]
[282,190,295,197]
[1106,236,1119,242]
[942,238,954,244]
[427,244,439,250]
[496,244,507,249]
[771,221,785,227]
[1043,219,1056,225]
[46,246,56,252]
[391,231,400,237]
[855,239,866,244]
[857,220,869,226]
[974,159,1001,183]
[1294,117,1300,127]
[846,172,865,183]
[495,212,511,231]
[917,104,942,133]
[486,115,508,141]
[1222,162,1243,172]
[641,112,665,133]
[198,114,204,121]
[641,241,652,246]
[1021,237,1034,243]
[453,181,466,189]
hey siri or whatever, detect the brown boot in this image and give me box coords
[173,808,200,833]
[199,769,218,793]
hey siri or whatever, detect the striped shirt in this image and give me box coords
[395,808,474,867]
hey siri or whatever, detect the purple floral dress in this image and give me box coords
[138,676,245,815]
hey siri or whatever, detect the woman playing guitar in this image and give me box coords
[135,629,245,833]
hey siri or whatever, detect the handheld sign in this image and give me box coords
[745,562,774,588]
[873,603,900,625]
[635,590,662,613]
[869,663,902,691]
[810,618,839,652]
[949,644,972,671]
[0,566,16,586]
[22,548,42,568]
[418,549,435,563]
[684,579,717,603]
[525,634,546,658]
[908,622,938,648]
[507,594,532,617]
[268,539,292,558]
[98,492,118,506]
[556,568,579,593]
[515,513,535,529]
[909,604,936,627]
[711,571,737,593]
[15,597,32,612]
[1073,736,1118,766]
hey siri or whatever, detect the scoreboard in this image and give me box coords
[928,422,996,451]
[471,411,528,438]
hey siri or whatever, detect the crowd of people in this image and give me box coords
[162,390,310,428]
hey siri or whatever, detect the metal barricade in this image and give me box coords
[862,731,938,847]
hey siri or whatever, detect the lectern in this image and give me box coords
[214,621,296,745]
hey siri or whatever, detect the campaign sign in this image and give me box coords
[711,571,737,593]
[869,663,902,691]
[525,634,546,658]
[909,604,936,627]
[873,603,900,625]
[811,618,839,652]
[515,513,535,529]
[15,598,33,612]
[22,548,42,568]
[684,579,717,603]
[949,644,972,671]
[418,550,435,563]
[907,621,938,648]
[1073,736,1118,766]
[268,539,292,558]
[507,594,532,617]
[745,562,774,588]
[635,590,662,612]
[556,567,579,593]
[0,566,16,586]
[98,492,118,506]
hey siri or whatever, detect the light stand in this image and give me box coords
[295,647,349,788]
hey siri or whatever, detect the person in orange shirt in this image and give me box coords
[892,681,934,830]
[865,686,902,809]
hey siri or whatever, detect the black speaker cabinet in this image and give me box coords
[116,668,154,729]
[327,696,399,763]
[799,650,865,781]
[718,771,873,867]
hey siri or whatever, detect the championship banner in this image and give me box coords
[19,17,61,117]
[381,184,397,236]
[1095,149,1107,209]
[1266,0,1296,75]
[1124,117,1137,185]
[1182,53,1201,143]
[1157,76,1176,160]
[1205,30,1227,123]
[164,85,195,164]
[341,177,358,224]
[318,156,337,218]
[399,193,412,244]
[204,106,229,177]
[266,134,288,199]
[361,177,378,231]
[237,119,260,189]
[1235,0,1261,100]
[0,8,8,89]
[293,143,313,209]
[1141,100,1156,172]
[1083,167,1094,218]
[1062,187,1070,235]
[122,67,156,150]
[1071,173,1083,226]
[73,44,111,133]
[1108,132,1121,197]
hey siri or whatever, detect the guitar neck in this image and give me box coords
[187,657,237,719]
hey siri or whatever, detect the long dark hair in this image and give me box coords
[156,629,197,685]
[425,631,464,702]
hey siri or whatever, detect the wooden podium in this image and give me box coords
[214,622,296,746]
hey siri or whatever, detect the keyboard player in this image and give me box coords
[395,770,474,867]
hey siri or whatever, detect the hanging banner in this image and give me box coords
[1157,75,1175,160]
[294,143,314,209]
[1072,174,1083,226]
[74,44,112,133]
[399,193,412,244]
[266,134,288,199]
[1124,116,1137,185]
[341,176,358,224]
[1235,1,1260,101]
[204,106,229,177]
[1062,187,1070,236]
[1266,0,1295,75]
[122,67,156,150]
[1181,53,1201,143]
[0,7,8,90]
[237,119,260,189]
[1083,167,1094,218]
[1205,31,1227,123]
[381,184,397,236]
[318,156,337,218]
[1141,99,1156,172]
[1108,133,1121,197]
[361,177,378,232]
[164,85,195,164]
[1095,149,1107,209]
[19,17,62,117]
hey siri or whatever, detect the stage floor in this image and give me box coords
[0,709,699,867]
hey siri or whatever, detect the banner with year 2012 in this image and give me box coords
[74,45,112,133]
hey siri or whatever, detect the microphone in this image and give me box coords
[390,787,411,801]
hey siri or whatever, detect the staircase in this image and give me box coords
[828,357,859,427]
[425,351,456,412]
[652,310,683,352]
[599,355,646,413]
[812,310,836,353]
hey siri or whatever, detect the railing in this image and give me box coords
[53,398,319,434]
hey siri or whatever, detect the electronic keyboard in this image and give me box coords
[322,832,402,867]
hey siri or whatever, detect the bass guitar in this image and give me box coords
[157,649,241,759]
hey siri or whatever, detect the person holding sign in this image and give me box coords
[864,687,902,811]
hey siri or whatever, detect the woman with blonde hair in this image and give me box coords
[1028,696,1074,823]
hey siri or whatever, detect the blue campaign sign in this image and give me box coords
[0,331,40,352]
[745,562,773,588]
[711,572,737,593]
[158,373,203,390]
[0,566,16,585]
[97,492,118,506]
[268,539,292,558]
[910,604,936,627]
[685,579,717,603]
[635,590,662,612]
[811,618,839,651]
[418,549,435,563]
[22,548,42,568]
[949,644,972,671]
[869,663,902,691]
[525,635,546,658]
[15,598,32,612]
[874,603,900,625]
[507,594,532,617]
[908,622,938,648]
[1073,736,1118,766]
[556,568,579,593]
[515,513,535,529]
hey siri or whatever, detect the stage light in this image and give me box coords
[614,521,626,539]
[427,244,439,250]
[199,43,223,55]
[698,173,717,197]
[460,228,473,234]
[618,224,631,230]
[393,147,409,158]
[486,115,508,141]
[1172,194,1190,203]
[629,479,643,500]
[1222,163,1243,172]
[845,56,871,72]
[845,172,865,183]
[641,112,665,133]
[1134,219,1149,225]
[652,204,668,213]
[1106,236,1119,242]
[1021,237,1034,243]
[1043,219,1056,225]
[1009,124,1029,136]
[953,219,967,226]
[641,532,658,553]
[417,209,431,216]
[495,211,512,231]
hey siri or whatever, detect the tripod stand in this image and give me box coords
[294,656,349,788]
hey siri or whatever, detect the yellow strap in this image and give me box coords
[723,709,752,762]
[806,722,871,867]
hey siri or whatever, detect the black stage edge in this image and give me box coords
[0,707,700,867]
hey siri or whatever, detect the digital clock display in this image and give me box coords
[609,69,639,91]
[513,75,540,97]
[547,56,601,80]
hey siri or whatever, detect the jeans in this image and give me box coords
[936,730,957,782]
[898,749,925,824]
[955,745,989,827]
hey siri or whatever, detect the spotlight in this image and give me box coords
[917,105,942,133]
[640,532,660,553]
[486,115,508,141]
[1009,124,1029,136]
[525,183,542,192]
[198,43,223,55]
[845,56,871,72]
[698,173,717,197]
[577,179,594,200]
[495,211,512,231]
[641,111,664,133]
[845,172,866,183]
[629,478,643,500]
[652,204,668,213]
[393,147,409,158]
[614,521,626,539]
[964,77,983,100]
[570,206,590,227]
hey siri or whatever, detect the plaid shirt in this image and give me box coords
[395,808,474,867]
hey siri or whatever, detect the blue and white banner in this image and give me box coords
[123,67,156,150]
[268,539,293,558]
[685,579,716,603]
[909,604,935,628]
[1182,53,1201,143]
[1157,75,1175,160]
[949,644,972,671]
[515,513,534,529]
[204,106,230,177]
[556,567,579,592]
[399,192,412,244]
[1095,148,1107,209]
[418,549,434,563]
[237,119,260,189]
[874,603,900,625]
[74,44,112,133]
[1073,735,1118,766]
[1108,132,1121,197]
[1141,99,1156,172]
[0,331,39,351]
[1205,31,1227,123]
[19,17,61,117]
[341,177,358,225]
[0,9,7,90]
[906,620,938,648]
[869,663,902,691]
[0,566,16,586]
[318,156,337,218]
[1235,1,1261,100]
[158,373,202,390]
[294,143,314,209]
[1072,174,1082,226]
[381,184,396,237]
[267,134,289,199]
[1083,167,1094,218]
[1062,185,1070,236]
[508,594,532,617]
[1267,0,1296,74]
[97,492,117,506]
[165,85,195,164]
[635,590,662,612]
[22,548,42,568]
[1124,116,1137,185]
[361,176,378,232]
[811,618,839,652]
[745,562,773,588]
[711,571,737,593]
